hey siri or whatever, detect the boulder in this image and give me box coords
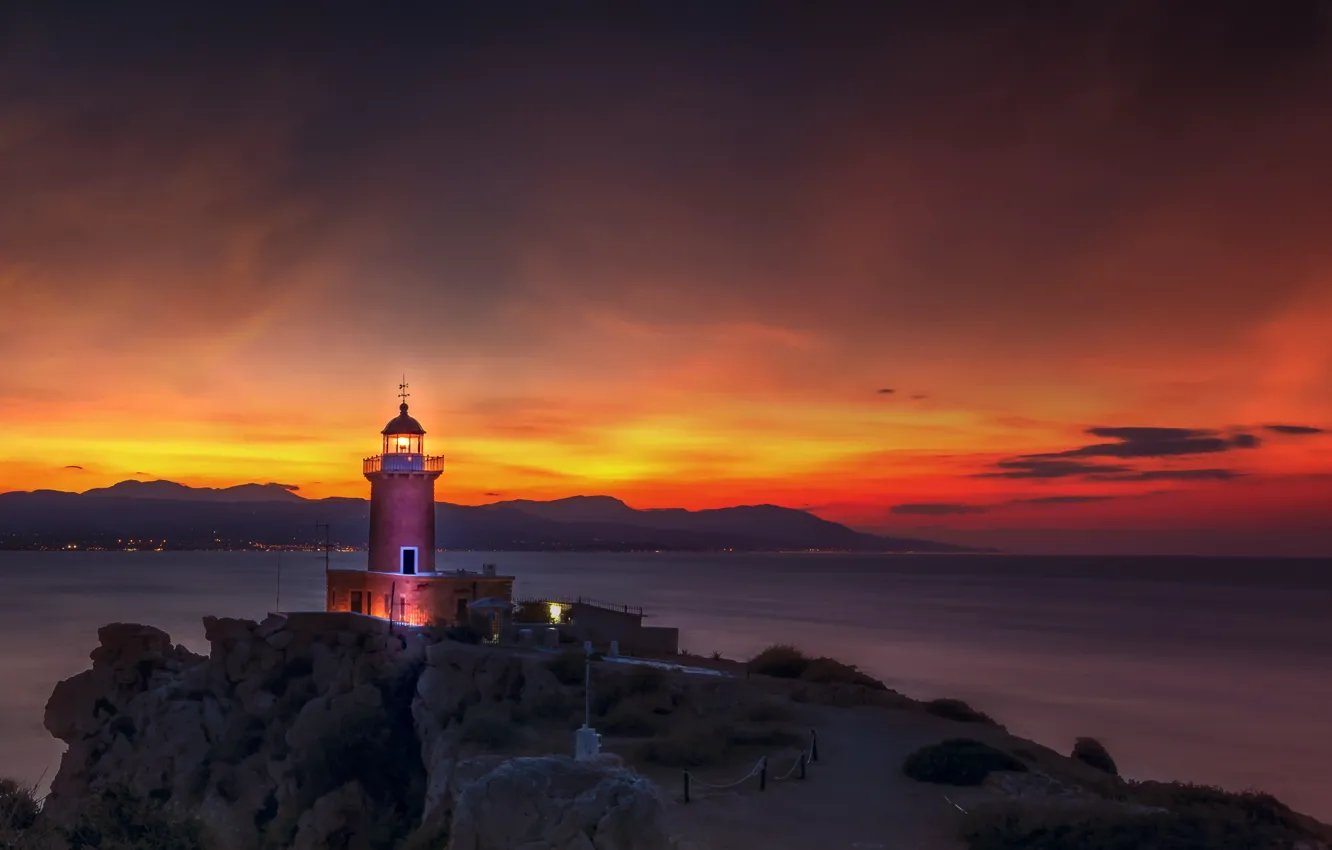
[293,781,373,850]
[447,756,670,850]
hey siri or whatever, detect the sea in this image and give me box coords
[1,551,1329,820]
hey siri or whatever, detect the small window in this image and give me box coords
[402,547,417,575]
[351,591,363,614]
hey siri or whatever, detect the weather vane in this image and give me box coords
[398,375,410,405]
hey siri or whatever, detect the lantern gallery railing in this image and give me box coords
[363,454,446,474]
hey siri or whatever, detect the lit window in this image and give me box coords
[549,603,563,623]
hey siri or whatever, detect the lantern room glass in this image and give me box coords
[384,433,423,455]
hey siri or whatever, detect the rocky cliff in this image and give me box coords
[43,614,669,850]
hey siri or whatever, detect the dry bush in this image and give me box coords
[748,645,888,690]
[1071,737,1118,776]
[743,699,793,723]
[960,789,1324,850]
[593,664,667,715]
[747,645,809,679]
[460,704,520,749]
[599,699,667,738]
[923,698,999,726]
[545,651,587,686]
[64,785,205,850]
[902,738,1027,786]
[639,723,734,767]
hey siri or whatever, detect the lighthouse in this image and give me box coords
[364,388,443,575]
[324,382,515,628]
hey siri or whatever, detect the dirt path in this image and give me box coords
[662,705,971,850]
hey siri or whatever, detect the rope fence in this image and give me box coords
[682,728,819,802]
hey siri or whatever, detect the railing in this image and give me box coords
[363,454,446,474]
[516,595,645,617]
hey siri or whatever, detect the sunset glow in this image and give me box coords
[2,5,1330,554]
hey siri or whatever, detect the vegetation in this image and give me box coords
[1071,737,1118,776]
[961,787,1325,850]
[460,704,520,749]
[592,664,667,715]
[639,723,735,767]
[747,645,887,690]
[0,779,40,834]
[545,651,588,686]
[64,785,205,850]
[902,738,1028,786]
[599,700,667,737]
[923,698,999,726]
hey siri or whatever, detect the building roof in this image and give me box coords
[382,402,426,435]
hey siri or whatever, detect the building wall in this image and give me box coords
[326,569,513,627]
[366,472,437,574]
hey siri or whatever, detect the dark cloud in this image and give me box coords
[62,464,83,470]
[1111,469,1242,482]
[910,394,929,400]
[1011,495,1117,505]
[876,388,895,394]
[891,503,987,515]
[484,492,503,497]
[133,471,149,476]
[976,459,1135,479]
[1027,427,1262,460]
[1264,424,1325,435]
[271,483,300,491]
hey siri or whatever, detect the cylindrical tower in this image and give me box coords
[364,399,444,574]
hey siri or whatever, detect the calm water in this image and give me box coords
[1,551,1329,820]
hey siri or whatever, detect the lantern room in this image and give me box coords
[382,403,426,455]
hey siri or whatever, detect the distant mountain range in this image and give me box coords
[0,480,980,553]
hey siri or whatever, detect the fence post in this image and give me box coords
[799,750,807,780]
[759,757,767,791]
[683,771,690,803]
[810,729,819,762]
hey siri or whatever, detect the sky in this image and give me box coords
[2,2,1331,555]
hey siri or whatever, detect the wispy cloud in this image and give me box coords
[891,502,987,515]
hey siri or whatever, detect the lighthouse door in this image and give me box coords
[401,547,418,575]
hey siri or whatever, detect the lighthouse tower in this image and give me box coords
[363,383,444,575]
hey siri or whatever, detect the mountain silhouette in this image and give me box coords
[0,480,980,553]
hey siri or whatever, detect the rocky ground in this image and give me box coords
[28,614,1332,850]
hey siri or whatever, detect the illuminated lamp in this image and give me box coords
[549,602,563,623]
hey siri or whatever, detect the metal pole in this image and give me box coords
[275,551,282,612]
[811,729,819,763]
[759,757,767,791]
[799,751,807,780]
[683,772,690,803]
[584,650,591,727]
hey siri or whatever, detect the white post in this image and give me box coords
[575,641,600,761]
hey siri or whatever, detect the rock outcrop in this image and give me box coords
[41,614,658,850]
[447,755,669,850]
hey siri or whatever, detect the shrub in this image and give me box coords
[959,794,1322,850]
[1071,737,1118,776]
[0,778,40,833]
[460,705,519,749]
[545,651,587,686]
[593,664,667,714]
[800,656,887,690]
[744,699,793,723]
[639,723,733,767]
[902,738,1028,786]
[748,645,888,690]
[748,645,808,679]
[600,701,666,737]
[924,698,998,725]
[64,785,205,850]
[1125,781,1314,834]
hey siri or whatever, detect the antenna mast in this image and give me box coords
[315,521,332,573]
